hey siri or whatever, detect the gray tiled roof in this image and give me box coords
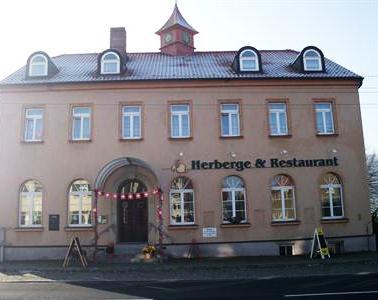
[0,50,362,86]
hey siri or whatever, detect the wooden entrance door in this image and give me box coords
[117,179,148,243]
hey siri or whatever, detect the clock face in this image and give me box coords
[164,33,173,43]
[182,31,190,44]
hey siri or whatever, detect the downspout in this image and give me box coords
[0,227,5,262]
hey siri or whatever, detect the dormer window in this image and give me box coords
[29,54,48,77]
[101,51,120,74]
[240,49,259,71]
[303,49,322,71]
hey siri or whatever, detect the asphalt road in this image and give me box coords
[0,273,377,300]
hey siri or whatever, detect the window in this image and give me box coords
[315,102,335,134]
[101,51,120,74]
[221,103,240,137]
[29,54,48,77]
[19,180,43,227]
[271,175,296,222]
[170,104,190,138]
[320,173,344,219]
[170,177,195,225]
[222,176,247,223]
[303,49,322,71]
[72,107,91,140]
[122,106,141,139]
[279,244,293,256]
[68,180,92,226]
[269,103,288,136]
[240,49,259,71]
[24,108,43,142]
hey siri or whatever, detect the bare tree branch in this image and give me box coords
[367,153,378,220]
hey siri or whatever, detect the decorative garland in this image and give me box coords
[95,188,161,200]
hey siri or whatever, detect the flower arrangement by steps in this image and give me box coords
[130,244,157,263]
[142,245,157,260]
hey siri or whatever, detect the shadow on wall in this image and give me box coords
[166,242,282,258]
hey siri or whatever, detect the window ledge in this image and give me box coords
[219,135,243,139]
[321,218,348,224]
[69,139,92,143]
[269,134,292,138]
[168,137,193,141]
[271,220,301,226]
[316,133,338,137]
[168,224,198,230]
[64,226,94,231]
[119,138,143,142]
[21,140,44,144]
[220,223,251,228]
[14,227,44,232]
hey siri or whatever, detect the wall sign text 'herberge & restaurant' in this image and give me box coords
[191,157,339,172]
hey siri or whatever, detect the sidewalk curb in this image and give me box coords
[0,272,377,284]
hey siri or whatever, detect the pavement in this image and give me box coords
[0,252,378,283]
[1,274,378,299]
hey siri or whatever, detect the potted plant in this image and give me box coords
[142,245,157,260]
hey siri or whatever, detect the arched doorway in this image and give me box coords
[117,179,148,243]
[94,157,159,245]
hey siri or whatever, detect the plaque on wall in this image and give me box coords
[203,227,217,238]
[49,214,60,231]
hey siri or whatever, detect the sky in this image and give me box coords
[0,0,377,153]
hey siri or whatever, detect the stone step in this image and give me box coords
[93,243,146,263]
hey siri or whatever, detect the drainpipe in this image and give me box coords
[0,227,5,263]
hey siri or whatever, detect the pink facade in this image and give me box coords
[0,5,374,260]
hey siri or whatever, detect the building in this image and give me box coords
[0,4,374,261]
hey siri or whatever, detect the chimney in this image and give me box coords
[110,27,126,54]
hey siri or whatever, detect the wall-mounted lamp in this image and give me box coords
[179,152,184,157]
[230,152,237,158]
[280,149,288,155]
[331,149,337,154]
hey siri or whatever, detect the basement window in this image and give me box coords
[279,244,293,256]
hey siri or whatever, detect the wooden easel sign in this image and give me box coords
[310,227,331,259]
[63,236,88,268]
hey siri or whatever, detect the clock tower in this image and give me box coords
[156,3,198,56]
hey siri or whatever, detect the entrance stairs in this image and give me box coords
[93,243,146,263]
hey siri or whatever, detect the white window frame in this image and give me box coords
[220,104,240,137]
[68,181,93,227]
[320,183,344,219]
[19,181,43,228]
[303,49,322,71]
[24,108,43,142]
[271,185,296,222]
[169,189,195,225]
[29,54,48,77]
[240,49,259,71]
[269,103,288,136]
[315,102,335,135]
[170,104,191,138]
[72,106,91,141]
[101,51,120,74]
[221,187,247,223]
[122,105,142,139]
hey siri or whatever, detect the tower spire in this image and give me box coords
[156,3,198,56]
